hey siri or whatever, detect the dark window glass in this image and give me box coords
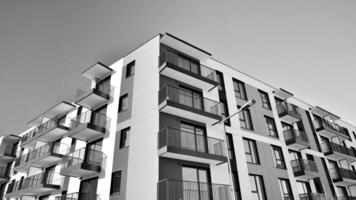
[110,171,122,194]
[259,90,271,110]
[249,174,266,200]
[272,146,286,169]
[118,94,128,112]
[126,61,135,77]
[279,179,293,200]
[226,133,236,160]
[244,139,259,164]
[216,71,225,92]
[265,116,278,138]
[233,79,247,100]
[120,128,130,148]
[177,54,200,74]
[220,101,230,125]
[238,106,253,130]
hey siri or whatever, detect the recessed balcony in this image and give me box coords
[75,85,113,110]
[321,142,356,162]
[313,118,350,139]
[67,111,110,142]
[330,168,356,186]
[158,127,227,165]
[21,117,71,148]
[55,192,101,200]
[158,179,232,200]
[159,85,222,124]
[5,172,63,198]
[276,101,302,124]
[0,135,20,163]
[60,148,103,178]
[299,193,326,200]
[283,129,310,150]
[159,50,218,91]
[0,166,10,184]
[291,159,319,180]
[13,143,68,173]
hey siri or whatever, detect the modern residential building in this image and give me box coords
[1,33,356,200]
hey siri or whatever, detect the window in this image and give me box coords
[272,146,286,169]
[278,179,293,200]
[244,139,259,164]
[110,171,122,195]
[249,174,266,200]
[297,181,311,197]
[118,94,128,112]
[265,116,278,138]
[126,60,135,77]
[238,107,253,130]
[216,71,225,92]
[259,90,271,110]
[220,101,230,125]
[177,54,199,74]
[120,128,130,148]
[233,79,247,101]
[226,133,236,160]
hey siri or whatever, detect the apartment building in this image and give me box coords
[1,33,356,200]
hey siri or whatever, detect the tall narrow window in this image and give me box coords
[120,128,130,148]
[265,116,278,138]
[259,90,271,110]
[244,139,259,164]
[278,179,293,200]
[126,60,135,78]
[220,101,230,125]
[226,133,236,160]
[233,79,247,100]
[249,174,266,200]
[238,106,253,130]
[272,146,286,169]
[216,71,225,92]
[118,94,128,112]
[110,171,122,195]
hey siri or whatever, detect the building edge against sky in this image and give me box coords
[0,32,356,200]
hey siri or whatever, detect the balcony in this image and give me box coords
[321,142,356,162]
[158,179,232,200]
[159,85,222,124]
[291,159,319,180]
[60,148,103,178]
[0,166,10,184]
[313,119,350,139]
[159,50,218,91]
[276,101,301,124]
[283,129,310,150]
[158,127,227,165]
[6,172,63,198]
[14,143,68,173]
[75,85,113,110]
[55,192,101,200]
[21,117,71,148]
[81,62,113,81]
[0,135,20,163]
[337,197,356,200]
[330,168,356,185]
[299,193,326,200]
[67,111,110,142]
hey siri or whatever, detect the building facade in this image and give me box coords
[1,33,356,200]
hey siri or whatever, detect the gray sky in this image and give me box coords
[1,0,356,135]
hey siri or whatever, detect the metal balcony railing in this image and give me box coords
[299,193,326,200]
[276,101,301,117]
[69,111,110,132]
[159,50,217,82]
[76,85,114,102]
[55,192,101,200]
[158,127,225,157]
[63,148,103,169]
[159,85,221,116]
[284,129,309,144]
[0,166,10,178]
[21,117,71,145]
[330,167,356,180]
[313,118,349,138]
[291,159,318,174]
[158,179,232,200]
[321,142,356,158]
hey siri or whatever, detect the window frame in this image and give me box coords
[126,60,135,78]
[272,145,286,169]
[118,94,129,112]
[278,179,293,200]
[120,127,130,148]
[244,138,260,164]
[110,171,122,195]
[249,174,266,200]
[265,116,278,138]
[238,106,253,130]
[259,90,271,110]
[233,79,247,101]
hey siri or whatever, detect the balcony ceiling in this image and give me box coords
[310,106,340,121]
[273,88,293,100]
[81,62,113,81]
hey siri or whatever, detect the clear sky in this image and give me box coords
[1,0,356,135]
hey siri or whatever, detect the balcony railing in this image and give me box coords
[0,166,10,178]
[299,193,326,200]
[158,179,232,200]
[291,159,318,174]
[321,142,356,159]
[14,143,68,168]
[313,118,349,138]
[158,127,225,157]
[0,145,16,157]
[70,111,109,132]
[159,51,217,82]
[76,85,114,102]
[159,85,221,116]
[276,101,301,118]
[21,117,71,145]
[330,168,356,181]
[64,148,103,169]
[55,192,101,200]
[284,129,309,144]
